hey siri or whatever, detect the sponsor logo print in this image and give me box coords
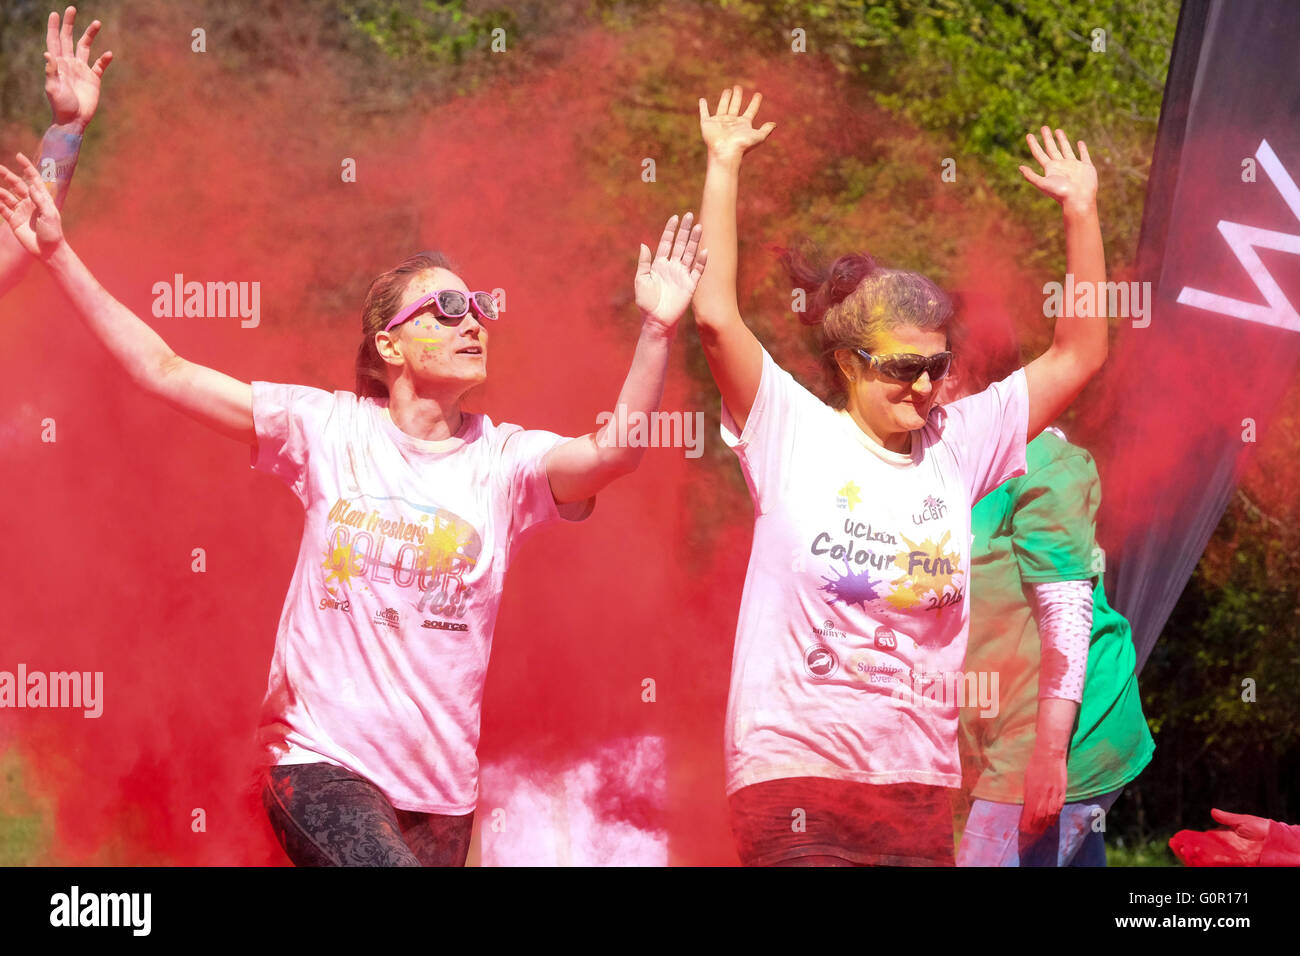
[874,626,897,650]
[319,594,352,613]
[372,607,401,631]
[422,619,469,632]
[812,619,847,641]
[912,495,947,524]
[803,643,839,680]
[836,480,862,511]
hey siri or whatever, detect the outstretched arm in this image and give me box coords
[543,213,707,504]
[0,153,254,445]
[1021,127,1108,441]
[692,86,775,435]
[0,7,113,296]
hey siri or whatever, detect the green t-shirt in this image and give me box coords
[959,429,1155,803]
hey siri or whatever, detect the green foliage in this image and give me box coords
[1108,834,1179,867]
[697,0,1178,271]
[339,0,517,66]
[0,748,53,865]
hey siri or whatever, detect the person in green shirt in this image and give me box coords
[939,331,1154,866]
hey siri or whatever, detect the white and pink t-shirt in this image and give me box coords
[250,382,592,814]
[721,347,1028,794]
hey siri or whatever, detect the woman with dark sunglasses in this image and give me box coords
[693,85,1109,866]
[0,149,706,866]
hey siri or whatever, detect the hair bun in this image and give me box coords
[827,253,876,306]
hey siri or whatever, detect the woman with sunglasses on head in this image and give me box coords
[0,149,706,866]
[693,85,1108,866]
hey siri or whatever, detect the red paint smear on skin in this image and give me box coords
[6,3,1257,865]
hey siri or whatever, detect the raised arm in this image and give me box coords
[0,153,254,445]
[692,86,775,434]
[1020,127,1109,440]
[543,213,706,504]
[0,7,113,296]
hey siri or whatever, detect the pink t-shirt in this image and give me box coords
[250,382,593,813]
[720,348,1028,793]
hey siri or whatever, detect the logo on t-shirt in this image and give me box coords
[372,607,401,631]
[803,643,839,679]
[318,593,352,613]
[874,626,898,650]
[836,480,863,511]
[812,619,848,642]
[421,619,469,632]
[322,495,483,619]
[912,495,947,524]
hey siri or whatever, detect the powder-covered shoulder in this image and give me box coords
[922,368,1029,502]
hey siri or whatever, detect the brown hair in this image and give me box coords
[779,243,953,408]
[355,250,459,398]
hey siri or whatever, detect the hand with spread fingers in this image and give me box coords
[0,153,67,260]
[635,212,707,335]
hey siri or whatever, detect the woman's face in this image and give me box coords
[842,324,949,436]
[390,267,489,391]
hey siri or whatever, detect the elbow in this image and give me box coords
[140,352,183,395]
[1089,338,1108,377]
[603,446,642,481]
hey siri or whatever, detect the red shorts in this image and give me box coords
[728,776,957,866]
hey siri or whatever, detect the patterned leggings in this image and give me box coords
[262,762,474,867]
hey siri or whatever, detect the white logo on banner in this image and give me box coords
[1176,139,1300,334]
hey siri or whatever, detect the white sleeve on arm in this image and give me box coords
[720,346,823,515]
[1031,579,1093,702]
[249,382,337,504]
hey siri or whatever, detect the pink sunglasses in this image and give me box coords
[384,289,499,332]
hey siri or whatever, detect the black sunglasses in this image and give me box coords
[855,348,953,383]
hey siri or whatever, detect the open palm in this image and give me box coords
[699,86,776,162]
[0,154,66,257]
[1020,126,1098,209]
[635,212,707,332]
[45,8,113,130]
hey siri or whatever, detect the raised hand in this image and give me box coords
[635,212,707,333]
[1019,126,1098,212]
[45,7,113,132]
[0,153,66,258]
[698,86,776,163]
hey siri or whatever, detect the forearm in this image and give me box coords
[1056,202,1108,371]
[2,124,89,295]
[592,317,676,473]
[37,121,85,210]
[0,230,29,296]
[1032,697,1079,760]
[1031,578,1092,756]
[695,154,742,332]
[45,240,179,388]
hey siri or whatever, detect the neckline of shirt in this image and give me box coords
[834,408,921,467]
[374,399,477,453]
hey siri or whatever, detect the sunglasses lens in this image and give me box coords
[882,357,927,381]
[930,353,953,381]
[437,290,470,318]
[473,291,499,320]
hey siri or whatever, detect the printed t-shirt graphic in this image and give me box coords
[249,382,592,814]
[720,347,1028,794]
